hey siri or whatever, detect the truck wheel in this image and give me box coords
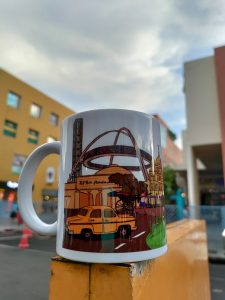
[119,226,131,238]
[81,229,93,241]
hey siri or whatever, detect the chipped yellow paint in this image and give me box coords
[49,220,211,300]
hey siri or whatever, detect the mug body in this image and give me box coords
[56,109,167,263]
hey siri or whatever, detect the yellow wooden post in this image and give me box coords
[49,220,211,300]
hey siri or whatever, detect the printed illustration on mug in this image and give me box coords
[63,118,166,253]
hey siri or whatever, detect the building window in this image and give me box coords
[46,136,57,143]
[3,120,18,138]
[6,91,20,108]
[11,154,27,174]
[28,129,39,144]
[30,103,41,118]
[49,113,59,126]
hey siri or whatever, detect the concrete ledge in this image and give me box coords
[49,220,211,300]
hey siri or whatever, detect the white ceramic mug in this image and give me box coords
[18,109,167,263]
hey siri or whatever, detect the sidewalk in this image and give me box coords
[0,219,23,235]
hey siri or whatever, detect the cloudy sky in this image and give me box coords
[0,0,225,147]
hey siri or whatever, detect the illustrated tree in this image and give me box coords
[108,173,148,202]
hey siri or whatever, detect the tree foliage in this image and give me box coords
[108,173,148,200]
[163,166,177,202]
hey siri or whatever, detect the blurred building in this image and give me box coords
[0,68,74,202]
[183,45,225,206]
[154,115,183,168]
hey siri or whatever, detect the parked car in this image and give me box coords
[66,205,137,239]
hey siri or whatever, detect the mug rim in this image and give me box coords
[62,108,155,125]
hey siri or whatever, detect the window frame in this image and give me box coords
[27,128,39,144]
[3,119,18,138]
[6,91,21,109]
[30,103,42,119]
[11,153,27,174]
[49,112,59,126]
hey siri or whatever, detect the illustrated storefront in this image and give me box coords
[64,165,130,211]
[64,153,164,213]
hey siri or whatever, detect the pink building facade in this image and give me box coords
[154,115,183,168]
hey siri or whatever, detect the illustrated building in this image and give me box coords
[148,149,164,205]
[64,165,131,210]
[0,68,74,202]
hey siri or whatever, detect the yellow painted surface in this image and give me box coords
[49,258,89,300]
[49,220,211,300]
[132,220,211,300]
[0,68,74,201]
[90,264,132,300]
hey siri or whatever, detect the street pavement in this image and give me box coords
[0,213,56,300]
[0,214,224,299]
[210,262,225,300]
[0,244,54,300]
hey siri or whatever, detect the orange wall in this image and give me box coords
[0,68,74,201]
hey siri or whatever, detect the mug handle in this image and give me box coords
[18,142,61,235]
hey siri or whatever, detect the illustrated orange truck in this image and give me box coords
[66,205,137,240]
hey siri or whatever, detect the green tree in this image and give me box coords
[163,166,177,203]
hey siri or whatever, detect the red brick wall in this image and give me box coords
[163,137,183,167]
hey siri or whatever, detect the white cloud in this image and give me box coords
[0,0,225,135]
